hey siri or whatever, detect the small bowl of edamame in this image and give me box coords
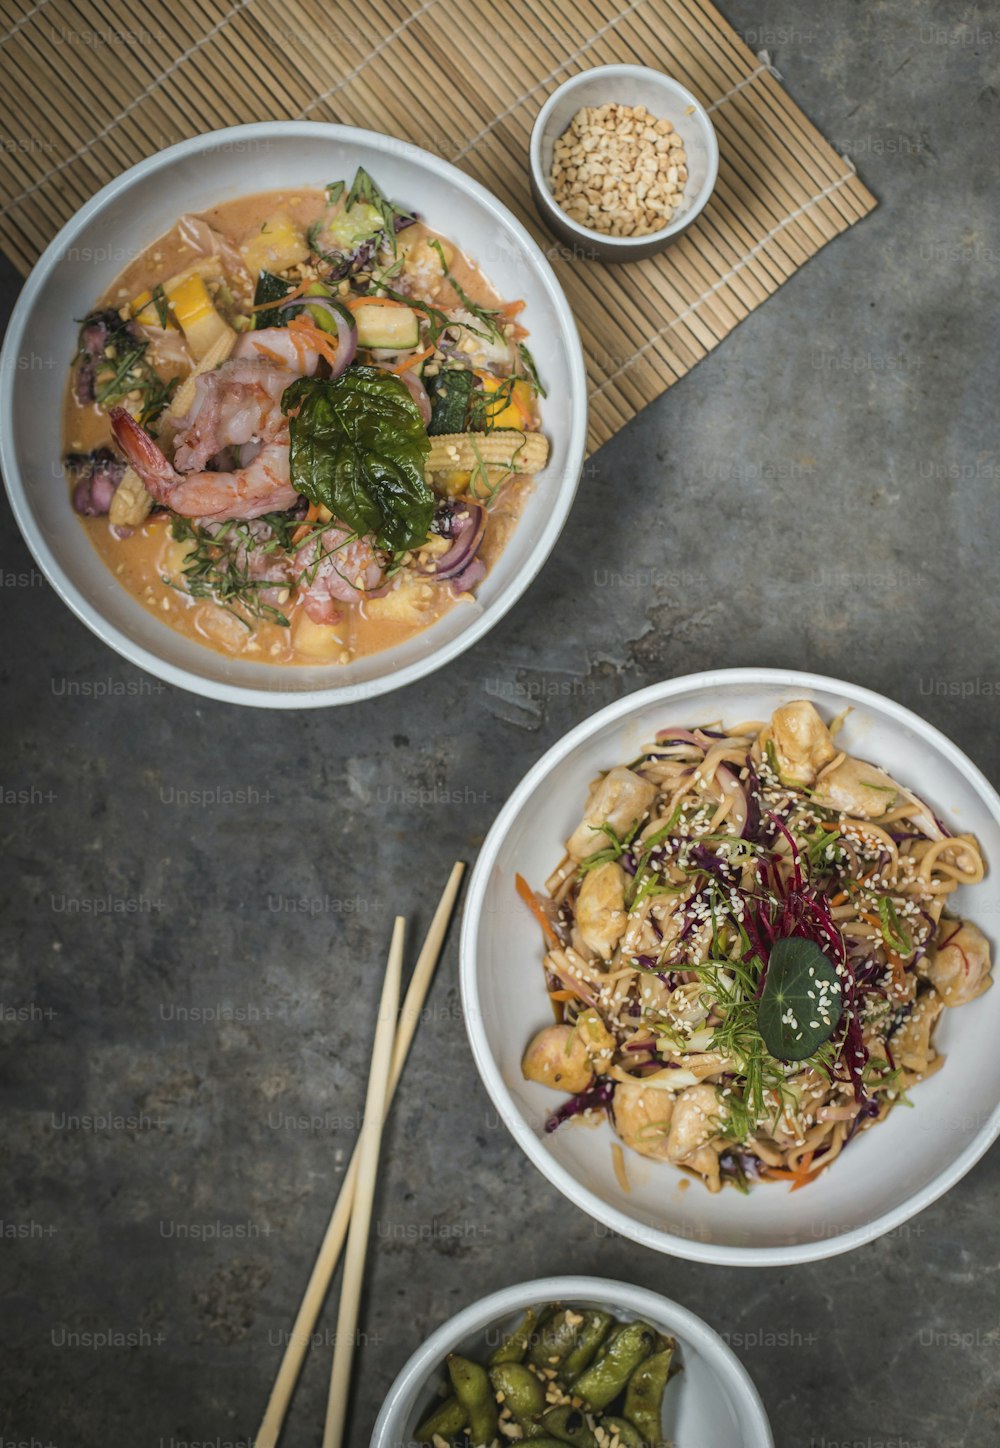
[370,1275,773,1448]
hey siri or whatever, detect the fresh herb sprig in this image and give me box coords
[427,237,547,397]
[166,517,292,628]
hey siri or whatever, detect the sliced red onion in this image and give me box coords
[448,555,486,595]
[278,296,357,377]
[415,500,486,582]
[397,368,431,425]
[655,727,704,748]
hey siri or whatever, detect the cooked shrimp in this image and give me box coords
[109,330,322,523]
[231,326,324,374]
[110,407,299,522]
[295,526,386,622]
[170,334,321,471]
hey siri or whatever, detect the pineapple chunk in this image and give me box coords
[168,273,233,361]
[292,610,346,660]
[129,288,177,329]
[436,469,473,497]
[239,214,309,276]
[364,573,437,625]
[481,375,532,429]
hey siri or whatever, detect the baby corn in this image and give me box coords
[426,430,549,477]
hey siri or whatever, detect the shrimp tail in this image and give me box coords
[109,406,178,506]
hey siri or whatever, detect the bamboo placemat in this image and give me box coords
[0,0,875,452]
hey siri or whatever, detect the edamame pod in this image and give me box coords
[623,1344,674,1443]
[560,1311,613,1382]
[572,1320,656,1410]
[489,1307,539,1366]
[414,1393,465,1443]
[447,1353,498,1445]
[528,1308,584,1369]
[602,1416,644,1447]
[489,1361,546,1429]
[541,1404,599,1448]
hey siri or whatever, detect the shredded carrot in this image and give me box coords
[828,891,849,908]
[291,501,322,546]
[547,989,576,1003]
[763,1149,827,1192]
[287,314,343,369]
[247,276,315,312]
[515,872,559,948]
[390,344,435,375]
[500,299,525,319]
[249,342,287,365]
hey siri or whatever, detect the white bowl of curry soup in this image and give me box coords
[0,122,587,706]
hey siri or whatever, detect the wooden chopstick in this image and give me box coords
[255,862,465,1448]
[322,915,404,1448]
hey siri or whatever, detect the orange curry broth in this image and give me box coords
[62,187,536,666]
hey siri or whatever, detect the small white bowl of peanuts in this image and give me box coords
[530,65,719,262]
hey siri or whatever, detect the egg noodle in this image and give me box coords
[519,702,991,1193]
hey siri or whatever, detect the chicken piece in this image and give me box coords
[575,862,628,959]
[521,1024,593,1094]
[926,921,993,1007]
[889,990,944,1073]
[666,1083,722,1189]
[566,767,657,862]
[574,1007,617,1073]
[811,756,901,818]
[612,1079,674,1161]
[769,700,837,786]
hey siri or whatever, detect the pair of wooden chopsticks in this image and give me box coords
[255,861,466,1448]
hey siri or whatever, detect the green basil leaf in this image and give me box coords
[281,367,433,552]
[756,936,843,1062]
[252,270,294,329]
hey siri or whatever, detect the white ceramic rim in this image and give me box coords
[460,667,1000,1266]
[0,121,588,709]
[369,1274,774,1448]
[529,64,720,248]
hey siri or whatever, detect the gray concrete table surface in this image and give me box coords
[2,4,999,1446]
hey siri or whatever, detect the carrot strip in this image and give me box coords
[291,501,322,546]
[287,314,343,369]
[548,989,576,1003]
[390,345,435,375]
[249,342,288,364]
[500,299,525,318]
[515,872,559,948]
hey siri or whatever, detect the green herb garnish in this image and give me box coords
[166,517,292,627]
[151,283,170,329]
[756,937,844,1062]
[281,367,433,552]
[878,897,913,956]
